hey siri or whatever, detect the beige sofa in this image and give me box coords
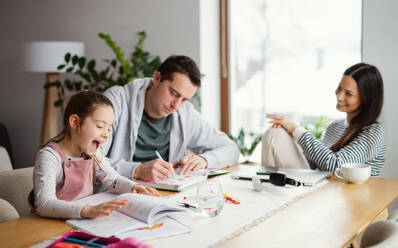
[0,147,34,221]
[0,146,12,172]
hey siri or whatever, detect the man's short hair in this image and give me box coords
[157,55,201,87]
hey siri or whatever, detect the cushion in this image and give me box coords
[0,167,34,216]
[0,198,19,222]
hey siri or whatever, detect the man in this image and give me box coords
[101,55,239,181]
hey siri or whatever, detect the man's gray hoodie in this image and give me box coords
[101,78,240,179]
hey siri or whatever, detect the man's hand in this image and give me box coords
[266,114,298,135]
[134,159,174,181]
[132,184,160,196]
[80,198,128,219]
[178,154,208,175]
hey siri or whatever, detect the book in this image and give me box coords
[206,169,230,177]
[66,192,186,237]
[181,168,230,177]
[133,169,229,191]
[116,216,191,241]
[133,172,207,191]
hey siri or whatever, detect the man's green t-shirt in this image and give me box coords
[133,111,171,163]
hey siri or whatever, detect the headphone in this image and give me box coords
[252,173,301,192]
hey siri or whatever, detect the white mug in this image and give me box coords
[335,163,371,184]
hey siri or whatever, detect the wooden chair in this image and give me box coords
[360,220,398,247]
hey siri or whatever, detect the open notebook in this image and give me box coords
[132,169,230,191]
[66,192,190,238]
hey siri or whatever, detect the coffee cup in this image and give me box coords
[335,163,371,184]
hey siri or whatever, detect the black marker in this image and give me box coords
[177,202,197,209]
[230,175,270,183]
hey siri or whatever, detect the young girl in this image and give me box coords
[33,90,160,219]
[262,63,386,176]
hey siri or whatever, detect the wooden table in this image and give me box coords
[219,176,397,248]
[1,167,398,248]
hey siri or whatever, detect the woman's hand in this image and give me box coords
[266,114,298,135]
[132,184,160,197]
[80,198,128,219]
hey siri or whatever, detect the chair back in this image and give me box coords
[361,220,398,247]
[0,167,33,216]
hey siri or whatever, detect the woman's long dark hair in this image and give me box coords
[42,90,114,148]
[330,63,384,152]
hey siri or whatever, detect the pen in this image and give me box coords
[63,237,105,247]
[174,162,183,169]
[155,150,183,175]
[177,201,197,209]
[67,235,111,245]
[231,175,270,183]
[155,150,164,160]
[222,193,241,205]
[156,150,183,170]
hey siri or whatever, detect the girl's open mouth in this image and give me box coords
[92,140,100,150]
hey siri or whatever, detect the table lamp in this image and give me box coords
[24,41,84,146]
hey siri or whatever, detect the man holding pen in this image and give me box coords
[101,55,239,182]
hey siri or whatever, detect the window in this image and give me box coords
[229,0,362,161]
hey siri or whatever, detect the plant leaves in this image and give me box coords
[87,60,96,73]
[65,53,71,62]
[111,59,117,68]
[78,57,86,68]
[72,55,79,65]
[54,99,63,107]
[229,128,262,157]
[55,31,165,109]
[65,79,72,90]
[74,81,82,91]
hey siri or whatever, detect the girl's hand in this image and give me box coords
[132,184,160,197]
[80,198,128,219]
[266,114,298,135]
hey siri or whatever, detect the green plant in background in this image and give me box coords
[46,31,161,106]
[301,115,331,140]
[46,31,202,110]
[229,128,262,163]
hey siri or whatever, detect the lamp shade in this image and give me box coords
[24,41,85,73]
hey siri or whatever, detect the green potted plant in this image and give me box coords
[46,31,161,107]
[229,128,262,164]
[301,115,331,140]
[47,31,202,110]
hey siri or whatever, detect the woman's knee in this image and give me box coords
[262,127,291,145]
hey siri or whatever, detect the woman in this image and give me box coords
[262,63,386,176]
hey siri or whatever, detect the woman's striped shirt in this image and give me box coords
[296,119,386,176]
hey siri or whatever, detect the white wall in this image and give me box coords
[363,0,398,211]
[363,0,398,179]
[200,0,221,129]
[0,0,201,168]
